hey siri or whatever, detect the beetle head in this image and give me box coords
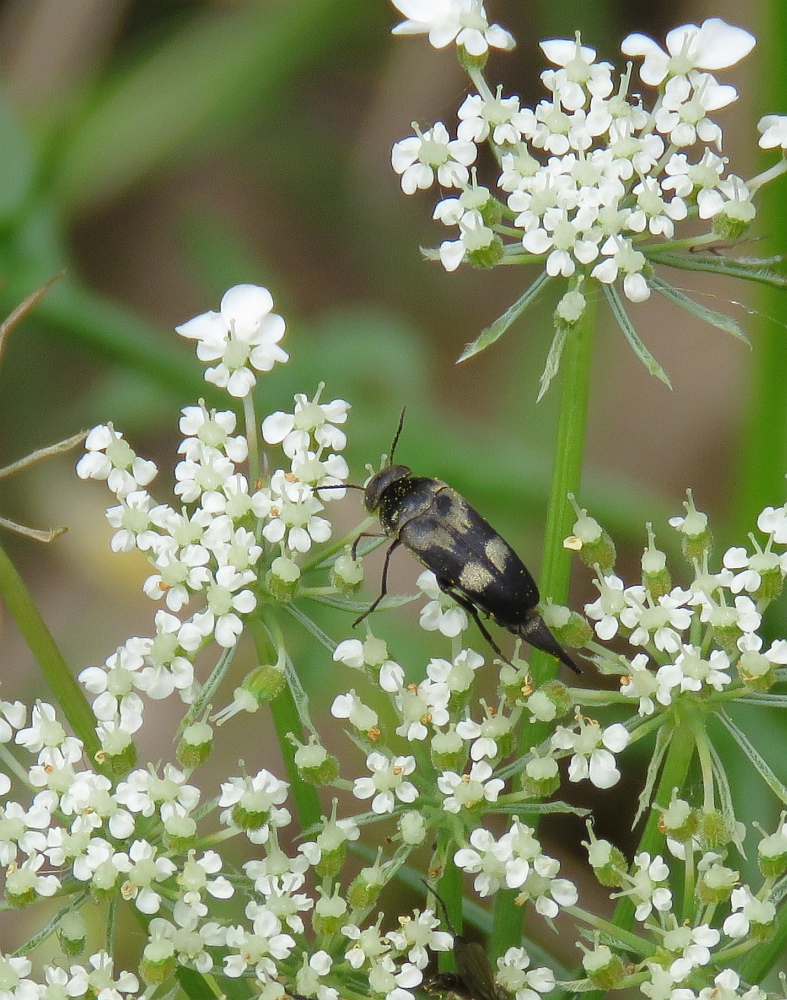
[363,464,412,513]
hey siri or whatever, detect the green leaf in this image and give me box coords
[537,321,569,402]
[649,249,787,288]
[633,722,672,828]
[649,273,750,345]
[458,270,551,362]
[604,284,672,388]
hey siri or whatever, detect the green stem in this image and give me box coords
[490,296,596,961]
[0,540,101,761]
[530,294,596,686]
[252,612,321,832]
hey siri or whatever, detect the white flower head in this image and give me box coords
[392,121,476,195]
[353,752,419,814]
[176,284,288,398]
[391,0,516,57]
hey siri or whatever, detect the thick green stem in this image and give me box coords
[0,540,101,761]
[490,296,596,960]
[530,295,596,686]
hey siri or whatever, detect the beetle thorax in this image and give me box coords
[363,465,412,513]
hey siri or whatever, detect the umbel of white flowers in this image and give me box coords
[390,2,787,390]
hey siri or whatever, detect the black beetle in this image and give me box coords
[351,412,580,673]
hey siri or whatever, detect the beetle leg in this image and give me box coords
[436,579,512,665]
[353,538,401,627]
[351,530,389,561]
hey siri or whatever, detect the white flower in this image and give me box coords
[63,952,139,1000]
[391,0,515,56]
[437,760,504,813]
[385,909,453,968]
[219,769,291,830]
[417,570,469,636]
[105,490,161,552]
[262,390,350,458]
[620,586,692,653]
[514,854,578,918]
[331,690,380,733]
[426,647,484,693]
[254,473,332,553]
[392,121,476,195]
[626,852,672,921]
[176,284,288,398]
[178,403,248,463]
[550,716,629,789]
[113,839,177,914]
[77,424,157,498]
[457,90,523,145]
[723,885,777,938]
[0,955,37,1000]
[621,18,755,87]
[758,114,787,150]
[591,236,650,302]
[495,946,556,1000]
[620,653,659,716]
[663,922,719,980]
[353,753,418,814]
[455,819,540,896]
[368,954,423,1000]
[585,574,626,639]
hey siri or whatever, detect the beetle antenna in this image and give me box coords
[389,407,406,466]
[421,878,456,935]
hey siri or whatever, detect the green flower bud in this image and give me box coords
[657,794,697,843]
[98,729,137,777]
[430,726,467,773]
[312,889,348,936]
[348,860,386,909]
[331,552,364,593]
[738,650,776,693]
[467,233,505,269]
[565,497,616,570]
[642,524,671,599]
[555,287,587,328]
[294,740,340,785]
[162,812,197,854]
[698,809,731,852]
[534,680,573,719]
[584,827,627,888]
[521,754,560,800]
[712,198,755,241]
[243,663,287,704]
[5,866,37,907]
[498,662,532,706]
[697,858,738,905]
[582,945,626,989]
[671,491,712,562]
[266,555,300,601]
[176,721,213,768]
[58,911,88,957]
[758,823,787,878]
[140,939,177,985]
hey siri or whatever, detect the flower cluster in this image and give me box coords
[390,1,787,390]
[75,284,351,753]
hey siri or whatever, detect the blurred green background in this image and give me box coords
[0,0,786,959]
